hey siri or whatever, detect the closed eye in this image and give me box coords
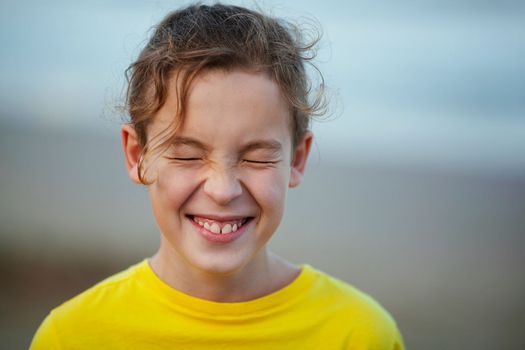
[166,157,202,161]
[244,159,279,164]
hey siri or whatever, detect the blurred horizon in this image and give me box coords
[1,0,525,176]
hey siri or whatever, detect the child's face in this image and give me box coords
[123,69,311,276]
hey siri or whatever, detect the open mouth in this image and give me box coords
[186,215,253,235]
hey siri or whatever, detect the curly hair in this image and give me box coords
[125,3,325,184]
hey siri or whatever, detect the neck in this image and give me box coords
[149,242,299,303]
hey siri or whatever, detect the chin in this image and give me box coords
[188,250,259,277]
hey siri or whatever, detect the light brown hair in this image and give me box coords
[125,3,325,183]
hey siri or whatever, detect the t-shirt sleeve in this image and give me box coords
[342,301,406,350]
[29,312,62,350]
[344,321,405,350]
[392,324,405,350]
[380,318,405,350]
[377,315,406,350]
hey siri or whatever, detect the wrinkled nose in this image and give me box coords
[203,167,243,205]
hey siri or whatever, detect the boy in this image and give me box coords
[30,3,404,349]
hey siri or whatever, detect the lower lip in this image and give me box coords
[189,218,248,244]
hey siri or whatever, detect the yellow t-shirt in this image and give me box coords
[30,259,404,349]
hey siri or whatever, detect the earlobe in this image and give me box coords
[121,124,142,184]
[289,131,313,188]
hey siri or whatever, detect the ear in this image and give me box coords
[289,131,313,188]
[121,124,142,184]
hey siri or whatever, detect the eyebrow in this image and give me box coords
[170,136,210,151]
[240,140,283,155]
[170,136,282,154]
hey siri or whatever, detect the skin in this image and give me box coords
[122,69,312,302]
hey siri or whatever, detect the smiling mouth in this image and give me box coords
[187,215,252,235]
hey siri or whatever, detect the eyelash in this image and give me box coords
[244,160,278,164]
[167,157,201,161]
[166,157,278,164]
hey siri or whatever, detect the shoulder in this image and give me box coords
[42,260,145,327]
[306,265,392,317]
[57,260,142,313]
[30,260,146,349]
[304,265,405,349]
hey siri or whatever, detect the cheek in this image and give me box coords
[150,166,200,212]
[244,168,290,217]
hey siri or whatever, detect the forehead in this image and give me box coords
[150,69,293,146]
[188,69,288,117]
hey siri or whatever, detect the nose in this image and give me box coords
[203,167,243,205]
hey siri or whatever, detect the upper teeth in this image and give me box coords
[194,217,245,234]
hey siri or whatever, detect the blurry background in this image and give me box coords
[1,0,524,349]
